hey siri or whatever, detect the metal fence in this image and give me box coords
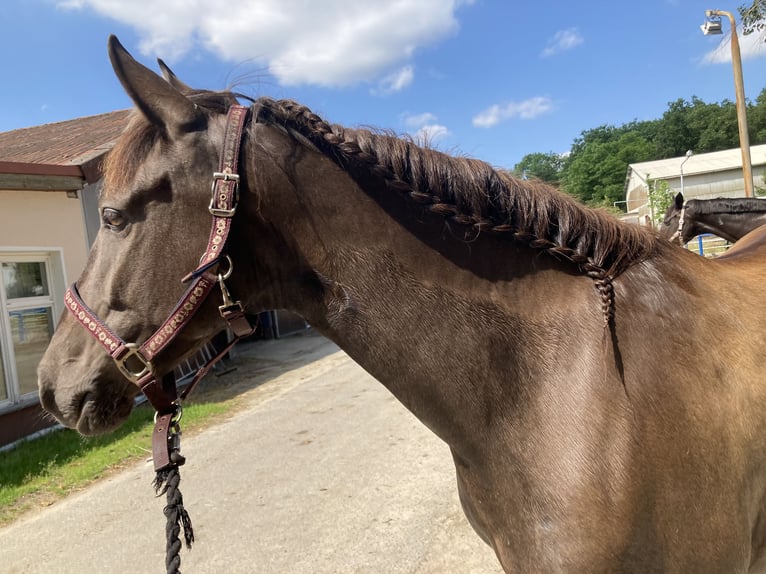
[684,234,732,258]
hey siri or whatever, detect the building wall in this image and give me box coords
[0,189,88,283]
[667,166,766,200]
[82,181,102,246]
[0,189,89,447]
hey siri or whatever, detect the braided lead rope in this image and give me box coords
[153,414,194,574]
[154,465,194,574]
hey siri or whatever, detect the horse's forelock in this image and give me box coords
[250,97,658,281]
[102,91,240,198]
[102,112,159,196]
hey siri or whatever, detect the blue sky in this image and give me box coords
[2,0,766,170]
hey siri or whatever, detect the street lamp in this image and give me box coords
[701,9,754,197]
[680,149,693,196]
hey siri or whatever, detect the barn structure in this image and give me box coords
[623,144,766,226]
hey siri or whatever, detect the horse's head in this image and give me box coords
[657,192,689,244]
[38,36,244,434]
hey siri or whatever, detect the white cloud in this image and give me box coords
[472,96,554,128]
[372,65,414,95]
[58,0,472,87]
[540,28,583,58]
[414,124,449,144]
[701,27,766,64]
[403,112,438,128]
[402,112,449,144]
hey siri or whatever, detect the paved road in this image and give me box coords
[0,332,503,573]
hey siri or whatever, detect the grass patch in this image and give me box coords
[0,399,234,527]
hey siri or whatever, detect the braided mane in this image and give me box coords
[251,98,658,314]
[105,91,661,326]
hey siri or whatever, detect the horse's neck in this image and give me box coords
[245,139,608,455]
[690,209,766,242]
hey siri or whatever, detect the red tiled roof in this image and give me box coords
[0,110,132,167]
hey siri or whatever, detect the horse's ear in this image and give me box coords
[674,192,684,208]
[157,58,196,95]
[108,35,203,137]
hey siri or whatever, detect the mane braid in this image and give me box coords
[251,98,660,327]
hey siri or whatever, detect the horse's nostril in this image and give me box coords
[38,384,63,420]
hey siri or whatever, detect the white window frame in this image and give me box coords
[0,248,66,413]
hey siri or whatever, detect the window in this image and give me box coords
[0,253,63,409]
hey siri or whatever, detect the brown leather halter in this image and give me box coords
[64,104,254,470]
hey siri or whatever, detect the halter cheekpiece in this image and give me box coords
[669,202,687,245]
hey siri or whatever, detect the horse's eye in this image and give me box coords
[102,208,127,230]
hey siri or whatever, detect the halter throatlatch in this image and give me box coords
[64,104,253,574]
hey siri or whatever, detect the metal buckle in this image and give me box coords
[209,171,239,217]
[115,343,154,383]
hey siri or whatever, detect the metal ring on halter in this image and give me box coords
[219,255,234,280]
[154,404,183,424]
[184,254,231,283]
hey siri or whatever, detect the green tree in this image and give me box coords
[653,96,741,156]
[646,177,674,225]
[739,1,766,37]
[512,71,766,208]
[756,174,766,197]
[749,87,766,143]
[653,98,696,157]
[512,152,564,184]
[561,127,656,209]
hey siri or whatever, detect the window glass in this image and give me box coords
[0,255,60,406]
[2,262,49,299]
[9,307,53,396]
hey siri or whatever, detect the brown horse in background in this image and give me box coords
[38,36,766,573]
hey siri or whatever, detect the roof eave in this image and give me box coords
[0,161,85,191]
[0,160,83,178]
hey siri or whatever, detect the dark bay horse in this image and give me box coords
[659,191,766,244]
[38,36,766,573]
